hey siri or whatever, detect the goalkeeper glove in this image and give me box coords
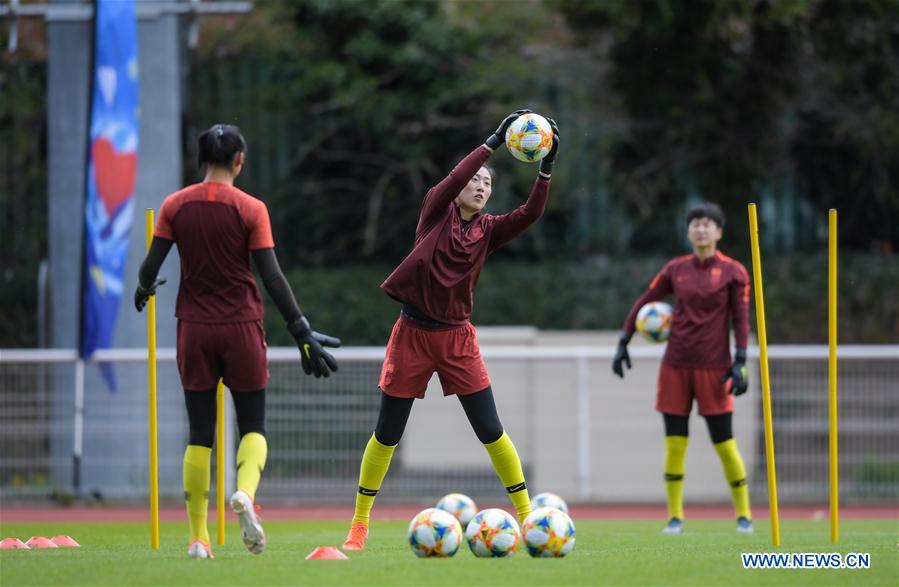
[485,109,532,150]
[721,347,748,396]
[539,117,560,177]
[287,316,341,378]
[612,332,632,378]
[134,277,167,312]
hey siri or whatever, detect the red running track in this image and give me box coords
[1,504,895,523]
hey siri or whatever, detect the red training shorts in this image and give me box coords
[379,316,490,398]
[656,362,733,416]
[176,320,269,391]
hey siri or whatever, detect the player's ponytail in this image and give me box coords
[197,124,247,168]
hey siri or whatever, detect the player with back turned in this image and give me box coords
[613,203,754,535]
[341,110,560,551]
[135,124,340,559]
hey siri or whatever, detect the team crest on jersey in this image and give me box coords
[710,267,723,286]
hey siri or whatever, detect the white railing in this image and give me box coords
[1,345,896,504]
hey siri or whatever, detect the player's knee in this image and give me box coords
[373,425,402,446]
[705,413,733,444]
[468,409,503,444]
[475,422,503,445]
[188,422,215,448]
[232,389,266,439]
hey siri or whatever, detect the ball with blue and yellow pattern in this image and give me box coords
[504,113,554,163]
[636,301,673,343]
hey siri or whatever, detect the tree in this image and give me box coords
[553,0,899,251]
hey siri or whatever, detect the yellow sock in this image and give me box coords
[236,432,267,501]
[483,431,531,524]
[183,445,211,543]
[352,434,397,525]
[714,438,751,519]
[664,436,688,520]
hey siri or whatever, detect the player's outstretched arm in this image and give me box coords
[418,109,531,231]
[488,118,560,250]
[252,248,341,378]
[134,236,173,311]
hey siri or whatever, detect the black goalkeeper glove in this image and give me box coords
[612,332,632,379]
[134,277,167,312]
[721,347,748,396]
[485,109,532,150]
[287,316,341,378]
[539,117,560,177]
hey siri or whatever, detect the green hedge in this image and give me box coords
[265,253,899,346]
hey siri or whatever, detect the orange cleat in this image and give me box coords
[341,521,368,551]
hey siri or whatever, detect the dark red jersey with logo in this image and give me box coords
[381,146,550,324]
[154,181,274,324]
[623,251,750,369]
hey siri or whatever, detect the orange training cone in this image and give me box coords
[305,546,349,560]
[0,538,30,549]
[25,537,59,549]
[51,535,81,547]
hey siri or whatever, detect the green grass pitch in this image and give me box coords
[1,519,896,586]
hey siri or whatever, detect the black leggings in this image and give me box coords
[184,388,266,448]
[662,412,733,444]
[374,386,504,446]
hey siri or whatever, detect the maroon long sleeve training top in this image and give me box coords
[622,251,750,369]
[381,146,550,324]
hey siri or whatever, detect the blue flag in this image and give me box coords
[81,0,140,390]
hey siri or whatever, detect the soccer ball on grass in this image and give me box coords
[435,493,477,527]
[465,508,521,558]
[530,492,569,514]
[521,507,576,558]
[408,508,463,558]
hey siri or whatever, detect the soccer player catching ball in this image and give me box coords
[613,203,753,535]
[135,124,340,558]
[341,110,560,551]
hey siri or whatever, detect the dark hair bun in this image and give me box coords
[197,124,247,168]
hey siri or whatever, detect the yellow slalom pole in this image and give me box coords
[146,209,160,550]
[828,209,839,543]
[747,204,781,547]
[217,379,226,546]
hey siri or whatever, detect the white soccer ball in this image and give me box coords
[407,508,463,558]
[435,493,478,527]
[465,508,521,558]
[504,113,554,163]
[636,301,673,343]
[521,507,576,558]
[530,492,569,515]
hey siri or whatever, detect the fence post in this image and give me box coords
[73,358,84,497]
[576,352,590,500]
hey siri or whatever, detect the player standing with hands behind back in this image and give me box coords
[135,124,340,559]
[341,110,560,551]
[613,203,753,535]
